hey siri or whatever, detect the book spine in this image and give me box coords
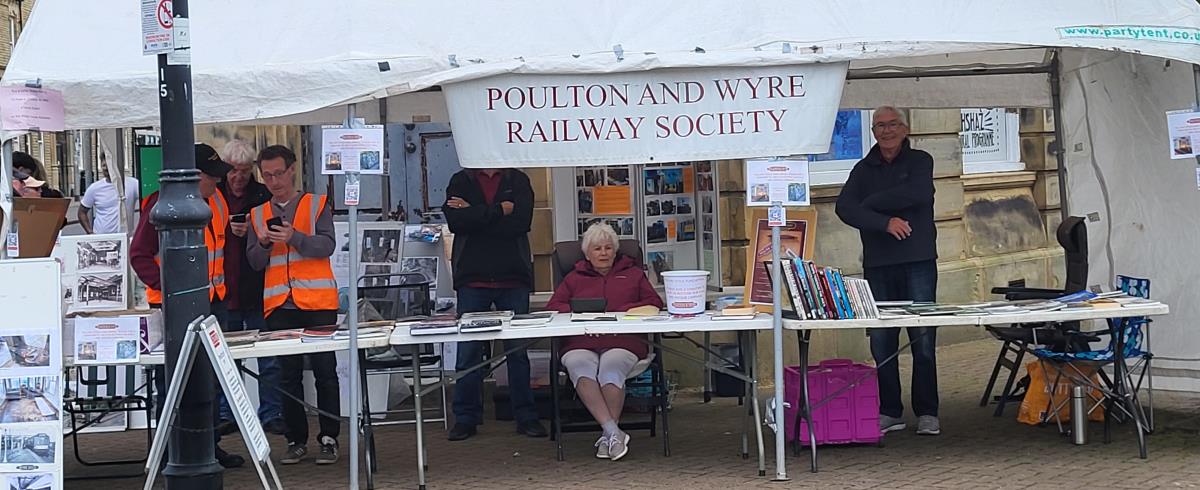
[780,259,806,319]
[807,261,828,320]
[859,278,881,318]
[793,260,814,319]
[815,266,834,319]
[828,269,845,319]
[850,278,868,319]
[834,269,854,320]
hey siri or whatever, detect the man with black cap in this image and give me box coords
[130,142,244,468]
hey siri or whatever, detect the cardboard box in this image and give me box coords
[10,197,69,258]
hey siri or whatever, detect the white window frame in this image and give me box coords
[961,108,1025,175]
[809,109,875,186]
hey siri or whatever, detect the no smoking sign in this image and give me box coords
[157,0,173,29]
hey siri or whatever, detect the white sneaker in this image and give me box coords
[607,431,630,461]
[916,415,941,435]
[594,436,610,459]
[880,414,906,434]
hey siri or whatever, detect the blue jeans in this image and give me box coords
[452,287,537,426]
[216,308,283,424]
[865,260,939,418]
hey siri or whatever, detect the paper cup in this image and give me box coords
[662,270,710,316]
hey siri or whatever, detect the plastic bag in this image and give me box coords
[1017,360,1105,425]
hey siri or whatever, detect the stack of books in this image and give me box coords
[407,316,459,336]
[510,311,557,327]
[459,311,512,332]
[775,259,880,320]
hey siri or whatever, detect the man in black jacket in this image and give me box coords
[443,167,547,441]
[835,106,941,436]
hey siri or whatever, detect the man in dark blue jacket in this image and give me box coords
[443,168,547,441]
[835,106,941,436]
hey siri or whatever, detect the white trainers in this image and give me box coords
[594,436,610,459]
[916,415,941,435]
[607,431,630,461]
[880,414,906,434]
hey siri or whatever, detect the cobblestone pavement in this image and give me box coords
[65,340,1200,489]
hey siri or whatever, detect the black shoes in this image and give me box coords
[215,447,245,469]
[262,418,288,435]
[447,423,477,441]
[516,420,548,438]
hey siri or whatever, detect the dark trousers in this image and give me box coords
[218,307,282,424]
[452,287,537,426]
[864,260,939,418]
[152,301,228,443]
[267,308,340,446]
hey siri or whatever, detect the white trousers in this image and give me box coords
[561,348,639,389]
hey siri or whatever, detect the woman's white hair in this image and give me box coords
[581,223,619,253]
[221,139,257,166]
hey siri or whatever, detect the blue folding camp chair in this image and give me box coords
[1032,275,1154,457]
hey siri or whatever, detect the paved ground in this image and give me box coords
[65,339,1200,489]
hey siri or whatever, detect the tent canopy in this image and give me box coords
[3,0,1197,129]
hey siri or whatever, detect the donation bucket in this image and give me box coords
[661,270,709,316]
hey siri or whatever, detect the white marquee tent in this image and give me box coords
[1,0,1198,482]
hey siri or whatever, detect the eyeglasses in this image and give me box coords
[261,169,290,181]
[872,121,906,131]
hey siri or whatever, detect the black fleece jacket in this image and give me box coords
[835,138,938,269]
[443,169,535,289]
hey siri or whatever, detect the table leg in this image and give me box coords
[550,341,564,461]
[738,331,749,460]
[1112,318,1147,459]
[797,330,818,473]
[748,330,766,477]
[360,351,376,490]
[412,345,427,490]
[704,331,713,403]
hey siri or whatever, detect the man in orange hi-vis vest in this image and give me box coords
[245,145,341,466]
[129,142,244,469]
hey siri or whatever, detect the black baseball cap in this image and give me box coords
[196,143,233,178]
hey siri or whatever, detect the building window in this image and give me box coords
[960,108,1024,174]
[809,109,874,186]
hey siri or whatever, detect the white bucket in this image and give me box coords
[661,270,710,316]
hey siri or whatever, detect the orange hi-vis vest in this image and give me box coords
[146,189,229,305]
[250,193,338,318]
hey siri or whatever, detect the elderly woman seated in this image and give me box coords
[545,223,664,461]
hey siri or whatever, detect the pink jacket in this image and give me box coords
[545,255,664,359]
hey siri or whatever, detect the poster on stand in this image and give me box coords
[0,259,64,488]
[1166,109,1200,159]
[53,234,129,314]
[321,125,385,175]
[72,317,141,365]
[745,158,810,207]
[745,209,817,306]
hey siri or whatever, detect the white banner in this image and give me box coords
[444,63,848,168]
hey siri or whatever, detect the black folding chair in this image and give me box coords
[980,216,1093,416]
[63,365,155,480]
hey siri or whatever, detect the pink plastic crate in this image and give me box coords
[784,359,881,446]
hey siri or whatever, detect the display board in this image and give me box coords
[744,209,817,307]
[0,258,65,490]
[52,234,130,314]
[575,165,636,238]
[695,161,721,289]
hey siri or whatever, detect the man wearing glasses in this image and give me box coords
[835,106,940,436]
[246,145,342,465]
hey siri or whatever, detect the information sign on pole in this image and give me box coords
[141,0,174,55]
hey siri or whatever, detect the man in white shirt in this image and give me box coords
[79,172,140,234]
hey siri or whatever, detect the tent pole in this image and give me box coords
[1050,50,1070,221]
[769,202,788,481]
[345,105,362,490]
[153,0,222,488]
